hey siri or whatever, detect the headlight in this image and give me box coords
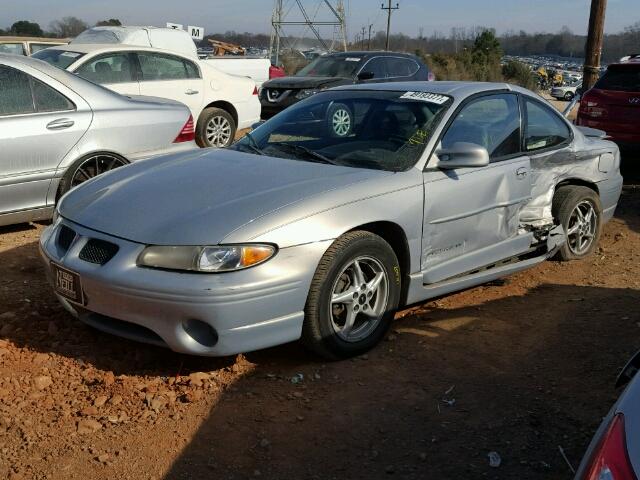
[295,89,319,100]
[137,244,276,273]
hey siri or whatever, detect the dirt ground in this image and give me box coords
[1,150,639,479]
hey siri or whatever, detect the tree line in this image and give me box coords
[2,17,638,63]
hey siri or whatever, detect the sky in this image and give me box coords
[2,0,638,38]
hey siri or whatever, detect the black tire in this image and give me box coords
[196,107,237,148]
[57,152,127,201]
[302,231,401,360]
[326,102,353,138]
[552,185,602,261]
[564,91,574,101]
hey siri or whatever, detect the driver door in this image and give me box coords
[421,93,533,284]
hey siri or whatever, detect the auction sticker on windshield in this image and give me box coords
[400,91,449,104]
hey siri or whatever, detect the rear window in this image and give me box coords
[595,66,640,92]
[32,49,85,69]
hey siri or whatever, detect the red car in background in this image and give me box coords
[577,55,640,148]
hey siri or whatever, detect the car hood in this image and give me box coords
[58,149,388,246]
[263,76,351,90]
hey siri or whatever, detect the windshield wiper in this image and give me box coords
[269,142,338,165]
[241,132,264,156]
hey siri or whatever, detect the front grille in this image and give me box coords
[57,225,76,252]
[79,239,119,265]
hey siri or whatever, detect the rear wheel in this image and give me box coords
[196,107,236,148]
[326,103,353,138]
[302,231,401,359]
[58,153,127,199]
[553,185,602,261]
[564,91,574,101]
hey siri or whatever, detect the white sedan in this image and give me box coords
[34,44,261,147]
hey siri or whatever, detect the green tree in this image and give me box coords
[96,19,122,27]
[10,20,44,37]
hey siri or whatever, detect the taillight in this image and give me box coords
[581,414,637,480]
[578,91,609,120]
[253,86,259,95]
[174,114,195,143]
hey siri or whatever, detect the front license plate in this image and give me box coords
[52,263,84,305]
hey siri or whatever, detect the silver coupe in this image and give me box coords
[0,53,196,227]
[40,82,623,359]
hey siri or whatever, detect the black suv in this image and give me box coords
[260,51,431,118]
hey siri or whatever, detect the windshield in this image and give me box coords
[296,55,363,78]
[231,90,452,172]
[595,66,640,92]
[32,49,85,70]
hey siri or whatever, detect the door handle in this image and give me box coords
[515,167,528,179]
[46,118,74,130]
[185,89,199,95]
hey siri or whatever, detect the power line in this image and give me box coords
[380,0,399,51]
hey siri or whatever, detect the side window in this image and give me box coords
[75,53,135,84]
[0,65,35,116]
[524,99,571,151]
[360,57,387,80]
[442,94,521,160]
[386,58,419,78]
[0,43,25,56]
[138,53,192,81]
[32,79,74,112]
[184,59,201,79]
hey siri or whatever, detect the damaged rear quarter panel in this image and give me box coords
[519,135,619,228]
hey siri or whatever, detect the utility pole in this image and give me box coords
[361,26,367,49]
[368,24,374,50]
[583,0,607,90]
[381,0,399,51]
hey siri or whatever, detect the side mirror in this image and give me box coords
[436,142,490,169]
[251,120,266,131]
[357,71,375,81]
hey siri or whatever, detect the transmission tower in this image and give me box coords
[270,0,348,65]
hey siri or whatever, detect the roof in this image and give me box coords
[332,80,527,98]
[0,36,68,43]
[42,43,195,60]
[328,50,418,59]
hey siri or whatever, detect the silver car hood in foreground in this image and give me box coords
[58,149,390,246]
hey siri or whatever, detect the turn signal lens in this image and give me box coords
[581,414,637,480]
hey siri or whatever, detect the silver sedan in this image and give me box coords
[40,82,623,359]
[0,53,196,227]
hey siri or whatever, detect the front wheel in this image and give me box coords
[552,185,602,261]
[302,231,401,359]
[564,91,574,101]
[196,108,237,148]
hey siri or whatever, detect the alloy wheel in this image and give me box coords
[206,116,232,147]
[71,154,127,188]
[332,108,351,137]
[329,256,389,343]
[566,200,597,255]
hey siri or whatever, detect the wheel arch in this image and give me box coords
[201,100,238,126]
[347,221,411,307]
[555,178,599,196]
[55,150,129,201]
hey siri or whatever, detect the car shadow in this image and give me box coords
[160,282,640,480]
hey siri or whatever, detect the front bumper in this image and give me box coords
[40,218,332,356]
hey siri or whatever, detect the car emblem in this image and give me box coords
[630,97,640,104]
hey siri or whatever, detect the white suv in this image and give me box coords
[34,43,261,147]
